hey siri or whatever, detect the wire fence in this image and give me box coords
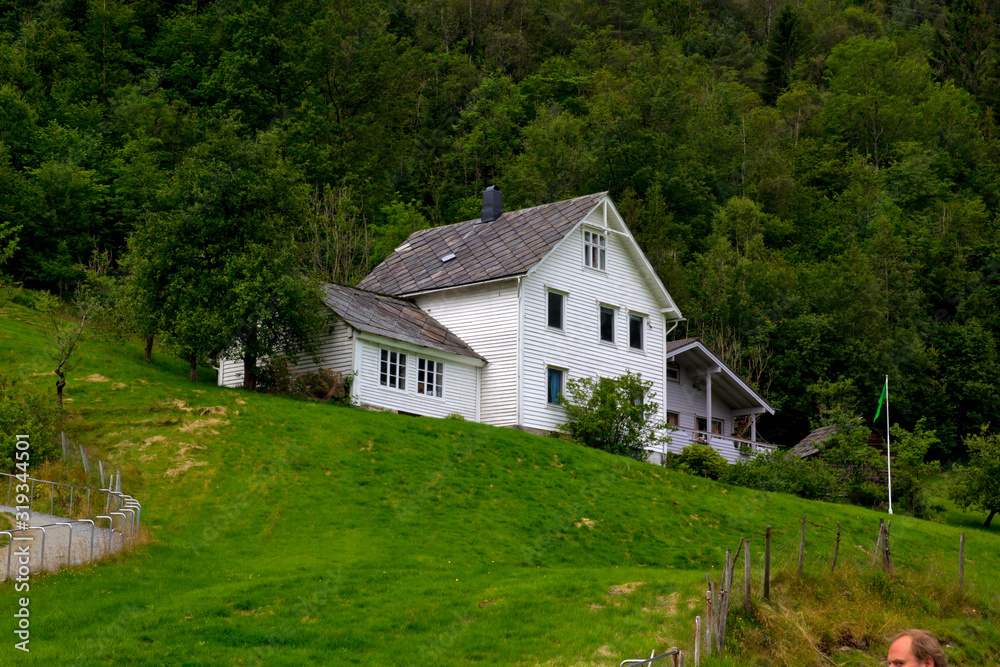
[684,513,989,664]
[0,471,142,579]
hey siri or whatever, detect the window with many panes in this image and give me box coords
[697,416,723,434]
[417,358,443,397]
[379,349,406,390]
[547,367,564,405]
[629,313,644,350]
[583,230,607,270]
[599,306,615,342]
[547,291,564,329]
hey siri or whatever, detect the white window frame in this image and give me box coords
[547,289,566,331]
[628,312,645,351]
[583,229,607,271]
[697,416,724,435]
[667,360,680,383]
[599,304,616,344]
[546,366,566,406]
[379,348,407,390]
[417,357,444,398]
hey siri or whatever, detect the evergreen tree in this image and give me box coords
[933,0,998,108]
[762,5,800,106]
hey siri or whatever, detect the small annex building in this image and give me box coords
[218,188,775,463]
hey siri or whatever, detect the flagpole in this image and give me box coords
[885,375,893,515]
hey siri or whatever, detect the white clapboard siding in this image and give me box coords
[415,280,519,426]
[289,319,355,376]
[661,362,734,440]
[216,319,355,388]
[520,224,668,433]
[354,340,478,420]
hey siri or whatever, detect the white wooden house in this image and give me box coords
[218,188,774,463]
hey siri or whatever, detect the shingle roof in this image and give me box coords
[320,284,485,362]
[790,424,839,458]
[357,192,608,296]
[665,337,699,353]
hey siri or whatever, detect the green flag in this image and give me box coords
[873,381,887,423]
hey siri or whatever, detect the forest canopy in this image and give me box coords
[1,0,998,456]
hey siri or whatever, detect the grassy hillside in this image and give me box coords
[0,301,998,666]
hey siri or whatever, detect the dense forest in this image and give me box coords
[1,0,999,457]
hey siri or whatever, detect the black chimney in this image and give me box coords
[480,185,503,223]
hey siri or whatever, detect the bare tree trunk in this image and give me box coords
[243,352,257,391]
[145,333,154,362]
[55,370,66,408]
[986,509,997,528]
[189,357,198,382]
[243,325,258,391]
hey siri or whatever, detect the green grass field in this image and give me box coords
[0,301,998,666]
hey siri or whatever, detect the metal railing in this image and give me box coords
[620,648,684,667]
[0,472,142,580]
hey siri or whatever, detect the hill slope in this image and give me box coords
[0,302,998,666]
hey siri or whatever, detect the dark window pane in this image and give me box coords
[629,314,642,349]
[548,292,563,329]
[547,368,563,404]
[600,307,614,342]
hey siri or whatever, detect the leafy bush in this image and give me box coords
[559,371,666,461]
[672,444,728,480]
[721,448,837,499]
[256,357,354,405]
[0,371,60,471]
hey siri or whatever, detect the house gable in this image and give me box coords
[526,196,682,320]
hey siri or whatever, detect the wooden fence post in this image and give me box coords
[79,443,89,476]
[883,520,892,570]
[831,522,840,572]
[764,525,771,601]
[959,533,965,593]
[873,520,884,568]
[705,586,712,657]
[798,516,806,575]
[61,431,67,458]
[744,539,752,611]
[695,616,701,666]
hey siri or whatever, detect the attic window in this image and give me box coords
[584,230,607,271]
[441,253,456,262]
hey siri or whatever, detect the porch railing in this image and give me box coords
[651,427,775,462]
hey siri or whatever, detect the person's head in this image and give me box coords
[887,629,948,667]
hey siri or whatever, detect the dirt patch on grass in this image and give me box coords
[82,374,110,382]
[140,435,166,451]
[593,645,614,657]
[112,382,127,389]
[165,442,208,477]
[169,399,193,411]
[575,517,596,529]
[179,417,228,433]
[643,592,679,615]
[608,582,645,597]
